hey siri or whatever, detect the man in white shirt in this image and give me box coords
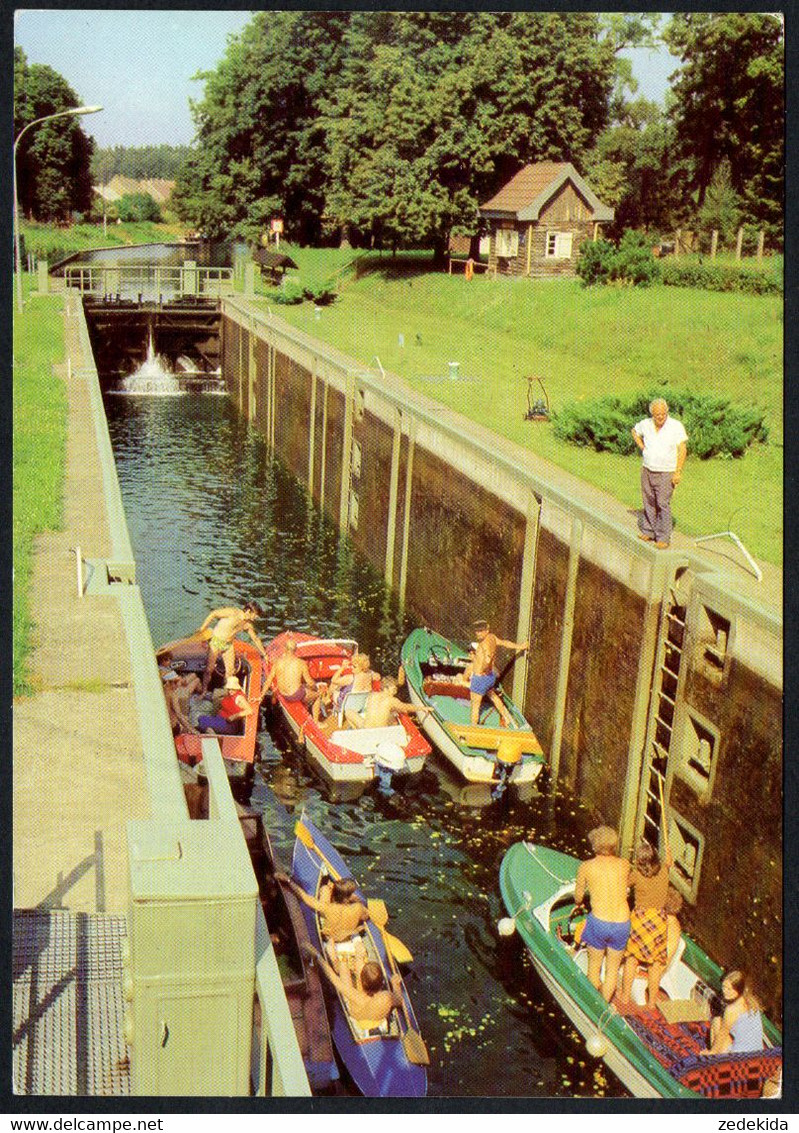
[631,398,687,548]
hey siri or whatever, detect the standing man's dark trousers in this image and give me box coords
[640,468,675,544]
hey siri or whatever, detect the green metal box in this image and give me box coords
[126,819,258,1096]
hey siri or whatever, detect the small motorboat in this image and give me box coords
[400,627,545,794]
[235,803,338,1093]
[264,631,430,793]
[156,633,268,792]
[499,840,782,1099]
[290,813,428,1098]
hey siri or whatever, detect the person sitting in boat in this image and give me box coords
[302,943,404,1030]
[338,653,380,719]
[699,970,765,1057]
[470,619,527,727]
[573,825,631,1004]
[265,636,321,708]
[198,600,267,694]
[197,676,252,735]
[276,874,371,943]
[346,677,431,730]
[618,837,675,1009]
[161,668,199,736]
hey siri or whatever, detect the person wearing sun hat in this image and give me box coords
[198,674,253,735]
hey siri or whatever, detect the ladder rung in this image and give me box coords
[658,690,676,707]
[667,612,686,626]
[652,740,670,758]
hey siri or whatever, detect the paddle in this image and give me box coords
[657,772,670,857]
[295,821,414,967]
[367,899,414,965]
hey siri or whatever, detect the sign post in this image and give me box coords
[271,218,284,248]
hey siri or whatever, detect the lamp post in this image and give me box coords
[14,104,103,314]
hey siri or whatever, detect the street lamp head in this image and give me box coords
[73,105,103,116]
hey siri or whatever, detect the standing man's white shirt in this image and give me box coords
[634,416,688,472]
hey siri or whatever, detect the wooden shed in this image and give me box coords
[253,248,298,285]
[479,162,614,278]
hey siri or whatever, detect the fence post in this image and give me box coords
[674,229,681,258]
[710,230,718,259]
[757,230,765,261]
[736,227,744,261]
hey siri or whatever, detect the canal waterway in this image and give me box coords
[103,390,628,1098]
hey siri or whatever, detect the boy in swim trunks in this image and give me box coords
[573,825,631,1003]
[470,620,528,726]
[199,600,267,694]
[264,636,321,709]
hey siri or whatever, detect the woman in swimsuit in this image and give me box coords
[700,969,764,1056]
[618,838,674,1008]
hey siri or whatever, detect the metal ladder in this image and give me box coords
[636,583,689,851]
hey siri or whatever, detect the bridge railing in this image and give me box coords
[62,262,234,298]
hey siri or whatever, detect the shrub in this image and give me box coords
[553,389,768,459]
[576,230,661,287]
[302,283,337,306]
[116,192,162,223]
[660,259,781,295]
[271,280,304,305]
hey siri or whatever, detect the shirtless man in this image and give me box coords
[266,637,320,707]
[347,677,431,730]
[573,825,631,1003]
[470,619,528,726]
[277,874,370,942]
[199,600,267,694]
[302,944,403,1029]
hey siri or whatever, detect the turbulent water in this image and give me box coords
[104,392,628,1098]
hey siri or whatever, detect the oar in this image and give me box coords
[379,904,430,1067]
[657,772,671,858]
[367,899,414,964]
[295,821,414,967]
[479,644,528,728]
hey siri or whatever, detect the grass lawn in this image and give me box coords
[13,285,68,694]
[20,219,187,266]
[263,253,783,567]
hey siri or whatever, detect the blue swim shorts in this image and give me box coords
[580,913,630,953]
[470,671,497,696]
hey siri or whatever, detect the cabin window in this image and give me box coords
[677,709,720,801]
[495,228,519,258]
[665,808,704,904]
[546,231,573,259]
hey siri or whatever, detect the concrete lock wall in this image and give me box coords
[221,301,782,1019]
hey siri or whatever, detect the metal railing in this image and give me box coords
[62,263,234,298]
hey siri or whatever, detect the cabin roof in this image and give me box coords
[480,162,614,223]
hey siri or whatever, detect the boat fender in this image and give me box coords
[374,741,407,773]
[496,738,523,766]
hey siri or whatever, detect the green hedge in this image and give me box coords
[659,259,781,295]
[553,390,769,459]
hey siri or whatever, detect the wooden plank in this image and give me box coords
[445,722,543,754]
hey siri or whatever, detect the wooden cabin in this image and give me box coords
[479,162,614,278]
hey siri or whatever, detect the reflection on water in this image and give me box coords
[104,392,627,1098]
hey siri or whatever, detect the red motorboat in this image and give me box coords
[264,631,430,792]
[157,633,268,772]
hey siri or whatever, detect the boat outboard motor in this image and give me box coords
[492,737,523,800]
[373,741,407,796]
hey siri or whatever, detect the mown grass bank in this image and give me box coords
[266,254,783,566]
[13,288,68,694]
[20,219,187,267]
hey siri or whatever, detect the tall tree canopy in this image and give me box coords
[91,144,192,183]
[173,11,633,249]
[663,13,783,235]
[14,48,95,222]
[173,11,349,243]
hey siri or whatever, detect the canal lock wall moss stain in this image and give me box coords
[220,309,782,1023]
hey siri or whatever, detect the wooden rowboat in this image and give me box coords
[499,840,782,1099]
[400,627,545,792]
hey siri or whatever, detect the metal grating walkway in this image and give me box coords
[13,910,131,1095]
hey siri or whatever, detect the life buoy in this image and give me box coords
[465,258,474,281]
